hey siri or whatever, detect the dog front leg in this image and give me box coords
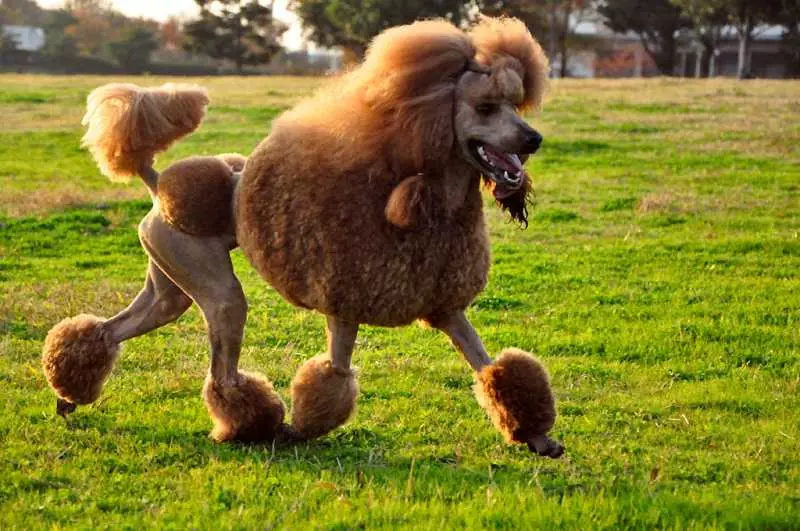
[432,312,492,371]
[431,311,564,458]
[289,316,359,440]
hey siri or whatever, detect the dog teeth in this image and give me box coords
[477,146,491,164]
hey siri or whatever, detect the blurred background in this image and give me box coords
[1,0,798,78]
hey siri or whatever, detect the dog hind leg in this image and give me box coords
[139,212,286,443]
[431,311,564,458]
[105,261,193,343]
[42,260,192,416]
[289,316,359,440]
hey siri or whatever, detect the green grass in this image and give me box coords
[1,75,798,529]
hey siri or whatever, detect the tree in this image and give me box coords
[109,27,159,72]
[291,0,470,60]
[0,31,19,64]
[670,0,729,77]
[598,0,690,75]
[0,0,44,25]
[40,9,79,60]
[713,0,784,78]
[184,0,286,72]
[63,0,113,56]
[161,16,185,50]
[777,0,800,77]
[483,0,595,78]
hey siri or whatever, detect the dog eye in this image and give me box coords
[476,103,499,115]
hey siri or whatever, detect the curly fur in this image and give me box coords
[474,348,556,444]
[81,83,209,181]
[42,314,119,405]
[290,355,358,440]
[158,156,236,237]
[237,17,545,325]
[202,371,286,443]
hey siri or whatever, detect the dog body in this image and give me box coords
[42,17,565,457]
[238,142,489,326]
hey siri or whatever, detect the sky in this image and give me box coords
[34,0,305,49]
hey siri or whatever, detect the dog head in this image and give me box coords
[456,17,549,226]
[354,17,548,226]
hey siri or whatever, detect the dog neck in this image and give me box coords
[440,158,483,217]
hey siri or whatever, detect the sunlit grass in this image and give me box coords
[0,75,798,528]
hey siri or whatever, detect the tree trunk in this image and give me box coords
[737,14,753,79]
[694,48,703,78]
[655,33,677,76]
[547,2,557,76]
[558,29,569,78]
[708,50,716,78]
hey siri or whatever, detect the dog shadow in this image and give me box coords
[61,414,564,489]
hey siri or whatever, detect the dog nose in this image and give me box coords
[523,130,543,154]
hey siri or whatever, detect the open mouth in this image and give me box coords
[468,140,527,199]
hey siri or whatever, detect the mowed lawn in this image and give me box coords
[0,74,798,529]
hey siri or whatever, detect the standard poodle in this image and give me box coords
[42,16,563,458]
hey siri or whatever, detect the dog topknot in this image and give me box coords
[470,16,550,111]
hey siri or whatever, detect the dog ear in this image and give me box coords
[385,174,434,230]
[390,83,457,175]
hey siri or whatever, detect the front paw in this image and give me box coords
[527,434,564,459]
[474,349,563,457]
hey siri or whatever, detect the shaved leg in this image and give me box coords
[139,211,286,443]
[104,261,192,343]
[138,213,244,385]
[326,316,358,371]
[433,312,492,371]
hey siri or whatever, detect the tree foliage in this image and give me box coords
[483,0,595,77]
[108,27,159,72]
[598,0,690,75]
[0,0,44,25]
[291,0,471,59]
[670,0,729,76]
[184,0,286,72]
[777,0,800,77]
[40,9,79,59]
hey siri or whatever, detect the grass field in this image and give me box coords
[0,74,798,529]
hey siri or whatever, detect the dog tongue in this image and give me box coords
[484,145,524,172]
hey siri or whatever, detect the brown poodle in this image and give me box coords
[42,16,563,458]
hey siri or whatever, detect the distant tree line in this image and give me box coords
[291,0,800,78]
[1,0,160,73]
[1,0,798,77]
[0,0,287,74]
